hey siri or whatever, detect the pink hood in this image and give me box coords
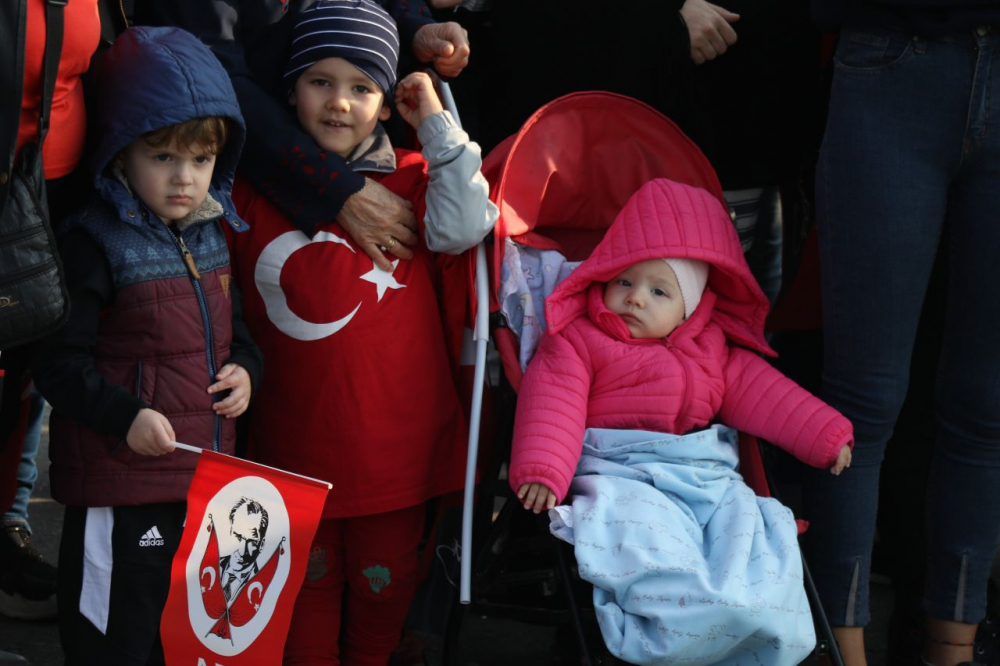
[545,178,774,356]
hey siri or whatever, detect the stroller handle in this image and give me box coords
[435,78,488,604]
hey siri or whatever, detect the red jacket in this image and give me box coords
[509,179,853,501]
[230,150,468,518]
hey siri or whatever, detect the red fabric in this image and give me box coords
[509,179,854,501]
[18,0,100,179]
[482,92,726,315]
[482,92,728,390]
[160,451,330,665]
[283,505,425,665]
[229,150,468,518]
[199,522,227,621]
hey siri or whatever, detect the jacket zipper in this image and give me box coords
[171,228,221,453]
[664,339,695,426]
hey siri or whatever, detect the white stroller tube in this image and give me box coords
[461,243,489,604]
[436,80,486,604]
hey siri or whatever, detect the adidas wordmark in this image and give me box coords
[139,526,165,547]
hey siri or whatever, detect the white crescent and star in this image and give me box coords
[360,259,405,302]
[255,230,406,341]
[247,582,264,611]
[201,566,216,592]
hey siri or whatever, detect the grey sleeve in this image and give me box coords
[417,111,499,255]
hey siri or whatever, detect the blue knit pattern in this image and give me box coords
[77,209,231,288]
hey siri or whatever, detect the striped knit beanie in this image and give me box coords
[283,0,400,96]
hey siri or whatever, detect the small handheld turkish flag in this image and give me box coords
[160,449,330,664]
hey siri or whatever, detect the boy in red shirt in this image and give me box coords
[227,1,496,662]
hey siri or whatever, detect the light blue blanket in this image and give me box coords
[549,426,816,665]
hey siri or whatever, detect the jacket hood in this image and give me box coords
[90,27,246,229]
[545,178,774,356]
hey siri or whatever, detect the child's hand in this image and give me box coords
[126,408,176,456]
[830,445,852,475]
[517,483,558,514]
[394,72,445,130]
[208,363,252,418]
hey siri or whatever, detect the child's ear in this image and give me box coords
[379,103,391,122]
[288,90,297,107]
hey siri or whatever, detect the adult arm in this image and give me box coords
[138,0,417,265]
[719,347,854,469]
[509,332,592,503]
[32,231,145,439]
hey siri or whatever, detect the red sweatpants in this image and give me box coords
[284,504,426,665]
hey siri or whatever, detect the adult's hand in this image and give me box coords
[428,0,463,8]
[337,178,419,271]
[680,0,739,65]
[413,22,471,78]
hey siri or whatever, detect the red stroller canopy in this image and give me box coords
[483,90,725,297]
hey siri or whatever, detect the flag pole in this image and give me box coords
[172,441,203,455]
[170,441,333,489]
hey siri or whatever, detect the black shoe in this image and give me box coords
[0,525,57,620]
[971,582,1000,665]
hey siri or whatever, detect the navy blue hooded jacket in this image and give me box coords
[34,27,263,507]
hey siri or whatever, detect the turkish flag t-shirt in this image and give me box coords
[230,151,468,518]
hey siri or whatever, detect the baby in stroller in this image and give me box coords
[509,178,853,665]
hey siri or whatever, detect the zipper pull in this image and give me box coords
[175,234,201,280]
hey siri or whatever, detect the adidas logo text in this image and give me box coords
[139,526,165,547]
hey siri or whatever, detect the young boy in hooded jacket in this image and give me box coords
[32,27,262,663]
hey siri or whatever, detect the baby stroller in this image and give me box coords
[448,91,844,665]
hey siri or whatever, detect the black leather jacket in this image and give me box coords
[0,0,28,211]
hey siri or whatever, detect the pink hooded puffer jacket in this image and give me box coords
[509,179,853,502]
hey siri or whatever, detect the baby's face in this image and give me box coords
[603,260,686,339]
[289,57,390,158]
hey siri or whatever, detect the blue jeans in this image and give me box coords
[803,26,1000,627]
[2,390,44,533]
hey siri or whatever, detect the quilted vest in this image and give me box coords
[49,206,236,506]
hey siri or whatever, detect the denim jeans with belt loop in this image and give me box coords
[802,25,1000,628]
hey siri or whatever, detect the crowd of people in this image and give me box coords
[1,1,998,665]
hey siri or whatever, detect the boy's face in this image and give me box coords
[603,259,686,339]
[119,138,217,224]
[289,57,391,158]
